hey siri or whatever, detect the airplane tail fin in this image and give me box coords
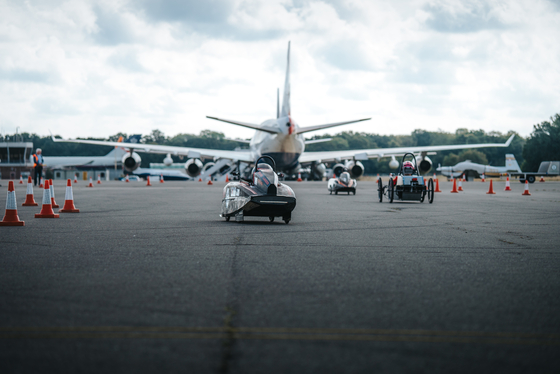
[280,41,291,118]
[105,134,142,157]
[505,154,521,172]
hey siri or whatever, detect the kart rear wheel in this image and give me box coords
[269,216,275,222]
[388,178,394,203]
[225,216,230,222]
[428,178,434,204]
[378,178,383,202]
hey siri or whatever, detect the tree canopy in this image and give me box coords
[521,114,560,171]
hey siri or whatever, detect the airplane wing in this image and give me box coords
[51,136,254,162]
[296,118,371,134]
[299,135,515,163]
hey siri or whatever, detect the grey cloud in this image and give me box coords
[0,68,53,83]
[132,0,233,23]
[107,50,146,72]
[424,2,508,33]
[316,41,372,71]
[92,5,135,45]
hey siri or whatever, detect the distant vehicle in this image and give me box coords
[120,175,142,182]
[43,135,142,170]
[327,170,357,195]
[132,168,191,181]
[437,154,521,180]
[510,161,560,183]
[221,156,296,224]
[378,153,434,204]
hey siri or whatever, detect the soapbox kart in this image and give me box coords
[378,153,434,203]
[328,170,357,195]
[221,156,296,223]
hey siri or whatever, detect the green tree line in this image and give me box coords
[2,113,559,175]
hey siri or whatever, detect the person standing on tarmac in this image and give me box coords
[32,148,44,186]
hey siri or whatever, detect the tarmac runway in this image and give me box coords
[1,178,559,373]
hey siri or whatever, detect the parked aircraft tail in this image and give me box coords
[505,154,521,172]
[104,134,142,158]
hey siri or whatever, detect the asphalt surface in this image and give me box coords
[1,178,559,373]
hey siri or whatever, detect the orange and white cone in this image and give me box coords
[97,175,102,184]
[160,174,164,184]
[540,176,545,182]
[522,180,531,196]
[59,179,80,213]
[146,176,152,186]
[35,180,59,218]
[434,178,442,193]
[74,174,78,184]
[225,174,229,183]
[376,174,380,183]
[481,173,485,182]
[39,177,44,188]
[451,178,459,193]
[487,180,496,195]
[87,177,94,188]
[297,173,302,182]
[19,175,23,184]
[49,179,59,208]
[0,181,25,226]
[207,177,213,185]
[504,176,512,191]
[457,178,463,191]
[125,175,130,183]
[462,173,466,182]
[198,177,202,182]
[22,176,39,206]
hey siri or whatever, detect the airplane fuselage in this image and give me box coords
[249,117,305,172]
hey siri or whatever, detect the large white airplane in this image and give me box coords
[53,42,515,179]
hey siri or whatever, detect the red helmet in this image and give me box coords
[403,161,415,175]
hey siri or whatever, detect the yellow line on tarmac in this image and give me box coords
[0,326,558,346]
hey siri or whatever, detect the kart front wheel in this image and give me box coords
[427,178,434,204]
[378,178,383,202]
[388,178,394,203]
[225,216,230,222]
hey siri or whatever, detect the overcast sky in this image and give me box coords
[1,0,559,140]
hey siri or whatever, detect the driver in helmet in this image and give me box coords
[403,161,415,176]
[340,171,350,185]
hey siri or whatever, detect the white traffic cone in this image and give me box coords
[522,180,531,196]
[19,175,23,184]
[49,179,59,208]
[22,176,38,206]
[97,175,102,184]
[481,173,485,182]
[0,181,25,226]
[504,176,512,191]
[59,179,80,213]
[35,180,59,218]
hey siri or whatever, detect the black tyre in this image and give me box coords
[269,216,275,222]
[225,216,230,222]
[527,175,536,183]
[378,178,383,202]
[388,178,394,203]
[428,178,434,203]
[335,191,338,195]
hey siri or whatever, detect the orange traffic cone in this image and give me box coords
[450,178,459,193]
[125,175,130,183]
[457,178,463,191]
[540,176,545,182]
[22,176,39,206]
[0,181,25,226]
[146,176,152,186]
[35,180,59,218]
[198,177,202,182]
[462,173,466,182]
[19,175,23,184]
[207,177,213,185]
[376,173,380,183]
[522,180,531,196]
[87,177,94,188]
[481,173,485,182]
[160,174,164,184]
[225,174,229,183]
[49,180,59,208]
[434,178,442,192]
[39,177,43,188]
[486,180,496,194]
[332,173,336,179]
[59,179,80,213]
[97,175,102,184]
[297,173,302,182]
[504,176,512,191]
[74,174,78,184]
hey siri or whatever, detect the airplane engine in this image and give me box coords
[122,152,141,172]
[163,153,173,167]
[332,163,345,177]
[389,156,399,170]
[416,156,433,174]
[310,162,326,180]
[185,158,203,177]
[346,161,364,178]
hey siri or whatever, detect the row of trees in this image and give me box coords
[3,113,559,174]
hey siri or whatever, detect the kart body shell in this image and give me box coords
[221,156,296,223]
[328,171,357,195]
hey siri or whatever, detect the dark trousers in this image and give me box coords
[34,166,43,186]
